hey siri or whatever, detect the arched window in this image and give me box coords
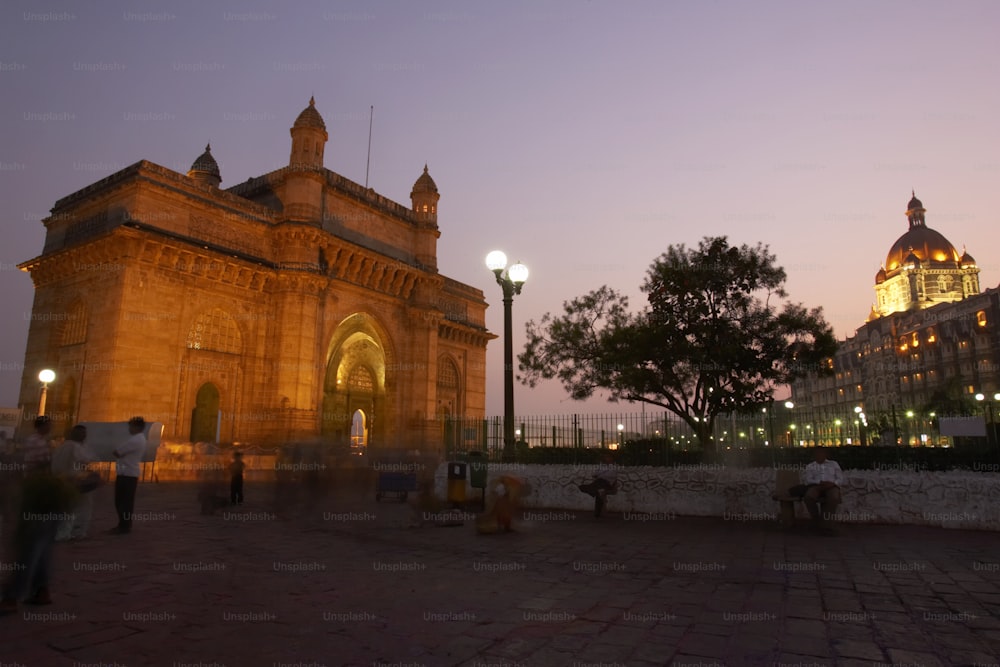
[186,309,242,354]
[61,301,87,346]
[348,366,374,392]
[437,360,458,390]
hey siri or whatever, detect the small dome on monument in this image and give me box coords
[875,267,887,284]
[411,164,438,194]
[961,247,976,266]
[188,143,221,187]
[190,144,220,176]
[293,96,326,130]
[907,192,923,210]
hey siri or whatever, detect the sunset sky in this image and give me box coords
[1,0,998,417]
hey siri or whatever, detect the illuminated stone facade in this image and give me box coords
[17,98,494,453]
[790,194,1000,446]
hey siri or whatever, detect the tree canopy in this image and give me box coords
[518,236,837,452]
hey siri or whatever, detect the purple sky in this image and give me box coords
[2,1,999,418]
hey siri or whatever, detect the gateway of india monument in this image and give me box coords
[16,97,494,455]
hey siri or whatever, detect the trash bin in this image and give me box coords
[447,461,467,503]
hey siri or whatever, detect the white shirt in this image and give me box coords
[52,438,96,476]
[115,432,146,478]
[803,459,845,486]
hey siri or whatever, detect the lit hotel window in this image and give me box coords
[977,311,988,327]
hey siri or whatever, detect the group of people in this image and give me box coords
[0,415,147,614]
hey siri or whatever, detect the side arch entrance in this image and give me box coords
[190,382,220,443]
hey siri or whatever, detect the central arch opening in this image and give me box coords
[351,409,367,449]
[322,314,389,450]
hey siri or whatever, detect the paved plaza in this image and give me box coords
[1,479,999,667]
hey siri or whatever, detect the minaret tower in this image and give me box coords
[289,96,328,169]
[410,164,441,270]
[284,97,328,222]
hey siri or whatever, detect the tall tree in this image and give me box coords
[519,237,836,452]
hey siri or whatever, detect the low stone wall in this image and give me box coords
[433,463,1000,531]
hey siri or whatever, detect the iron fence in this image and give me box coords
[444,406,965,463]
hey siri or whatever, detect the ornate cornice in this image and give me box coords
[20,225,273,292]
[438,319,496,348]
[323,242,422,299]
[52,160,277,222]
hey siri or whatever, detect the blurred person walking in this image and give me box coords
[1,451,77,612]
[51,425,98,541]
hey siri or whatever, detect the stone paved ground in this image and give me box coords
[1,480,999,667]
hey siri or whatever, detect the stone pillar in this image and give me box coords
[270,269,326,440]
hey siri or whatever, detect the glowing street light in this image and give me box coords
[486,250,528,461]
[38,368,55,417]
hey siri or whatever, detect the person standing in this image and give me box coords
[229,451,245,505]
[109,417,146,535]
[52,425,97,541]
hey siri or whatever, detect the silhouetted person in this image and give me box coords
[230,452,245,505]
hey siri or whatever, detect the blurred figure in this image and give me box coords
[230,451,245,505]
[197,460,228,515]
[21,416,53,471]
[1,457,78,612]
[477,475,525,534]
[579,452,619,517]
[52,425,98,541]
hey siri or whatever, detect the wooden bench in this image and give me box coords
[771,469,802,528]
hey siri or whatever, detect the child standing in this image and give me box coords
[230,452,245,505]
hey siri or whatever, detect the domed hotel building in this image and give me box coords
[16,98,494,452]
[790,194,1000,445]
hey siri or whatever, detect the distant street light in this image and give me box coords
[486,250,528,462]
[38,369,55,417]
[854,405,868,446]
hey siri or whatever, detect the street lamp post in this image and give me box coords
[37,369,55,417]
[486,250,528,462]
[854,405,867,446]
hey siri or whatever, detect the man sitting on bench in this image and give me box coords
[789,446,844,533]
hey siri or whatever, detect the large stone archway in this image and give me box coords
[322,314,391,449]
